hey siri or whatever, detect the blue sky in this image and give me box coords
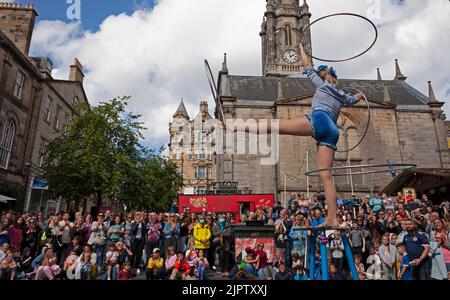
[15,0,156,31]
[13,0,450,151]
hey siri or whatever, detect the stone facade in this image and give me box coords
[212,1,449,206]
[168,100,217,194]
[261,0,312,76]
[0,4,90,213]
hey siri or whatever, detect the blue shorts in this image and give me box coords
[306,109,339,150]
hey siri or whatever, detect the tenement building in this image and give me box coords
[169,100,217,194]
[0,2,89,214]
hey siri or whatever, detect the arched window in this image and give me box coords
[0,119,16,170]
[284,25,292,46]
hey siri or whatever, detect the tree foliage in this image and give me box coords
[43,96,182,210]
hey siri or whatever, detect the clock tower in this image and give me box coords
[260,0,312,77]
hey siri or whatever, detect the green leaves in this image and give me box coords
[42,96,182,210]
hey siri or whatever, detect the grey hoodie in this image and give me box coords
[303,66,358,122]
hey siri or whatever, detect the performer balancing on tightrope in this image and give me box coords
[225,43,362,228]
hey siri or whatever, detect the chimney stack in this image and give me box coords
[0,2,38,55]
[200,101,208,113]
[69,58,84,83]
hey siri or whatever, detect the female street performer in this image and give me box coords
[227,43,362,228]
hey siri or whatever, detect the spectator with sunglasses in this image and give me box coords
[163,213,180,257]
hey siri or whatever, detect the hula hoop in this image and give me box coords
[305,163,416,177]
[302,13,378,63]
[336,88,371,153]
[204,59,225,125]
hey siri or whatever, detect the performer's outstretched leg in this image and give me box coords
[316,145,338,228]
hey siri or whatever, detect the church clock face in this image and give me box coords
[283,50,298,63]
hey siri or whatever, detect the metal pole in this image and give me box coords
[306,150,310,199]
[342,235,359,280]
[348,155,354,195]
[320,236,329,280]
[284,173,287,207]
[309,235,316,280]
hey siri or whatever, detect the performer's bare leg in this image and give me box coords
[316,145,338,228]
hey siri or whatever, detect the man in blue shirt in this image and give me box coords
[402,219,431,280]
[311,208,325,227]
[369,193,383,213]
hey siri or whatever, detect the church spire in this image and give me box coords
[394,59,407,81]
[428,81,438,103]
[377,68,382,81]
[173,98,190,119]
[221,53,228,73]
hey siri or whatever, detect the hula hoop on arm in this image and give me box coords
[302,13,378,63]
[204,59,226,126]
[336,88,371,153]
[304,163,417,177]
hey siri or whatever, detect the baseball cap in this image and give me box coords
[153,248,160,253]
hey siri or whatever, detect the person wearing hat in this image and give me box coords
[146,248,164,280]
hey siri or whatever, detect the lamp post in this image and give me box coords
[367,157,375,197]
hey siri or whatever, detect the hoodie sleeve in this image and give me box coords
[304,66,324,89]
[343,92,357,106]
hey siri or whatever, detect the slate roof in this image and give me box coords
[219,74,430,106]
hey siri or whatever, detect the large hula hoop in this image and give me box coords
[305,163,416,177]
[336,87,371,153]
[302,13,378,63]
[204,59,226,126]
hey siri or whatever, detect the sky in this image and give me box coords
[7,0,450,150]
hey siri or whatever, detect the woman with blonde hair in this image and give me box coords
[229,43,362,228]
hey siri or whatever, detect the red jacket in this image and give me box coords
[173,258,190,275]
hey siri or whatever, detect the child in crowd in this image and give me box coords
[0,251,17,280]
[118,262,132,280]
[329,263,343,280]
[354,254,366,280]
[275,263,292,280]
[165,246,177,276]
[293,265,308,281]
[77,251,92,280]
[146,248,164,280]
[105,243,118,280]
[170,252,192,280]
[396,243,411,280]
[291,252,303,269]
[194,249,209,280]
[186,242,198,269]
[63,250,78,279]
[272,248,285,272]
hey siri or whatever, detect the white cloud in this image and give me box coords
[29,0,450,148]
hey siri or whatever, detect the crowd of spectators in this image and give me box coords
[0,188,449,280]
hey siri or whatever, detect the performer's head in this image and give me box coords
[317,65,329,79]
[317,65,338,85]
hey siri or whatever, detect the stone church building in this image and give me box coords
[211,0,449,204]
[168,0,449,203]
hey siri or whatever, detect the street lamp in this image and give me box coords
[367,157,375,197]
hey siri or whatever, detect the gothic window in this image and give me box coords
[284,25,292,46]
[0,119,16,170]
